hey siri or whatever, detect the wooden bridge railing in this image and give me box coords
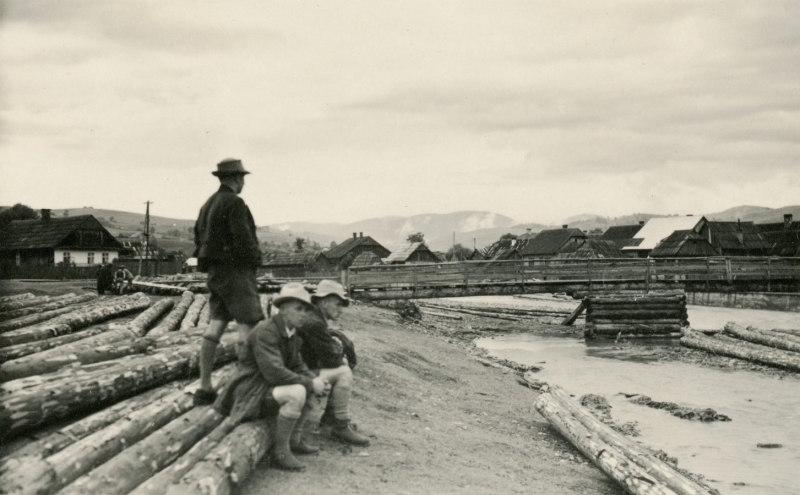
[347,257,800,294]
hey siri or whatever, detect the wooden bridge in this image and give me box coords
[346,257,800,301]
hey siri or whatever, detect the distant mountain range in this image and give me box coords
[10,204,798,254]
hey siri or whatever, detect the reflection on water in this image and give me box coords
[478,333,800,495]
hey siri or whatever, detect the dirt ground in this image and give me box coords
[0,281,625,494]
[240,303,623,495]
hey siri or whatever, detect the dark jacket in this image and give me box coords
[193,185,262,270]
[215,313,315,423]
[298,305,345,370]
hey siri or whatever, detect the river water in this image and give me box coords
[461,296,800,495]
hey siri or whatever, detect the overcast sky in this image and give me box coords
[1,1,798,226]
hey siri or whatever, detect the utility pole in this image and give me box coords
[139,201,152,277]
[452,231,456,261]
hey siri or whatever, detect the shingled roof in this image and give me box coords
[704,221,770,253]
[599,225,643,248]
[518,228,586,257]
[263,251,321,267]
[558,239,627,259]
[0,215,122,251]
[351,251,383,267]
[324,235,390,260]
[649,230,719,257]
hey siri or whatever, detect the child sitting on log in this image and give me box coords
[214,283,329,471]
[299,279,370,446]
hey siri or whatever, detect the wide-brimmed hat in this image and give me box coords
[272,282,313,308]
[212,158,250,177]
[312,279,350,306]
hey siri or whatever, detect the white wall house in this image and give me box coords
[53,249,120,266]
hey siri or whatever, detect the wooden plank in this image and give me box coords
[561,299,586,326]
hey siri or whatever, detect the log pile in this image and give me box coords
[149,292,195,336]
[416,301,571,323]
[681,324,800,373]
[0,294,96,323]
[0,288,261,495]
[534,383,715,495]
[584,291,688,338]
[0,295,99,333]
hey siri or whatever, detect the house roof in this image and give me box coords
[0,215,122,251]
[705,221,770,252]
[350,251,383,267]
[385,242,434,263]
[263,251,320,267]
[559,239,627,259]
[518,228,586,257]
[762,230,800,257]
[757,222,800,233]
[622,216,706,252]
[649,230,719,257]
[600,225,643,242]
[324,235,388,260]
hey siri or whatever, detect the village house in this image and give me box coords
[385,241,440,264]
[0,210,122,269]
[599,223,644,250]
[518,226,587,262]
[622,216,707,258]
[698,220,771,257]
[757,214,800,256]
[322,232,391,269]
[262,250,332,277]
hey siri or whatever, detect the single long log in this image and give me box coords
[752,327,800,345]
[0,334,152,382]
[0,366,237,495]
[198,298,211,326]
[179,295,207,330]
[0,324,119,364]
[561,299,586,326]
[681,331,800,373]
[591,323,683,333]
[149,292,194,336]
[0,293,34,305]
[534,394,675,495]
[128,418,236,495]
[0,307,76,334]
[587,310,686,319]
[589,319,687,326]
[59,408,225,495]
[413,305,518,321]
[0,296,55,313]
[0,384,179,468]
[420,310,463,320]
[131,280,190,296]
[0,294,152,348]
[542,384,713,495]
[587,302,686,310]
[587,295,686,305]
[128,298,175,335]
[0,333,238,439]
[163,420,273,495]
[419,302,569,316]
[0,295,95,323]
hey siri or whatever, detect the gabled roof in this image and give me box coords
[600,225,643,242]
[263,251,321,267]
[518,228,586,257]
[559,239,627,259]
[649,230,719,257]
[757,222,800,233]
[704,221,770,252]
[351,251,383,267]
[0,215,122,251]
[622,216,706,252]
[762,230,800,257]
[385,242,435,263]
[324,235,389,260]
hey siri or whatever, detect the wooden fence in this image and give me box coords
[347,257,800,297]
[0,260,183,280]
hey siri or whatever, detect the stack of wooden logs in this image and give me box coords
[584,290,688,338]
[681,323,800,373]
[416,301,572,323]
[533,383,715,495]
[0,289,269,495]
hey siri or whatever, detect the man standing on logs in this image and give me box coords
[299,279,370,446]
[215,283,330,471]
[193,158,265,405]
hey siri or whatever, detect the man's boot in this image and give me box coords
[319,399,336,427]
[331,418,371,446]
[272,415,306,471]
[290,411,319,455]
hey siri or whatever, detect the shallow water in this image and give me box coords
[459,296,800,494]
[477,325,800,494]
